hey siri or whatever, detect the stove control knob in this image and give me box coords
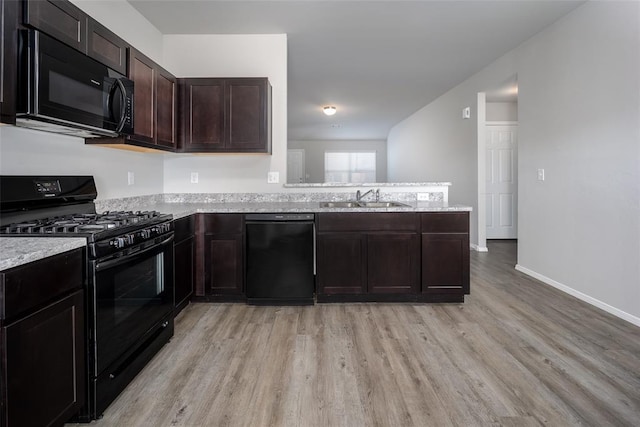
[140,229,151,239]
[113,237,126,249]
[126,234,135,245]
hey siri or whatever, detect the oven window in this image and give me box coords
[111,253,164,325]
[94,245,173,374]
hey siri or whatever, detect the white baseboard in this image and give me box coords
[515,264,640,328]
[471,244,488,252]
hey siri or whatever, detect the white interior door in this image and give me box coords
[486,124,518,239]
[287,149,306,183]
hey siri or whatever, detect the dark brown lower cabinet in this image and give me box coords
[203,233,244,296]
[316,213,421,301]
[2,290,85,427]
[174,216,195,315]
[422,233,470,295]
[317,211,469,303]
[0,248,86,427]
[421,212,470,301]
[195,214,245,300]
[367,233,419,294]
[316,232,366,295]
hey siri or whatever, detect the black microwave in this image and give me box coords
[16,29,134,138]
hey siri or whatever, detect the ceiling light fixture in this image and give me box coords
[323,106,337,116]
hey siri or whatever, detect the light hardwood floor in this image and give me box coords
[71,241,640,426]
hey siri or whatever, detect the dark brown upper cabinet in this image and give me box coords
[23,0,88,53]
[89,48,177,151]
[23,0,129,74]
[178,78,271,153]
[127,48,177,150]
[87,19,128,75]
[1,0,19,124]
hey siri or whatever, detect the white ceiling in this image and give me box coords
[127,0,584,140]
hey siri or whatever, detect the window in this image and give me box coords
[324,151,376,183]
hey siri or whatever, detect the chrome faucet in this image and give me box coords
[356,188,380,201]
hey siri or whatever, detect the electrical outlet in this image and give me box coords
[127,171,134,186]
[190,172,199,184]
[267,171,280,184]
[417,193,430,201]
[537,168,545,181]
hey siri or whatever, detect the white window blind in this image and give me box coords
[324,151,376,183]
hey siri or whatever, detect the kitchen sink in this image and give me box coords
[319,201,410,208]
[319,201,362,208]
[358,201,410,208]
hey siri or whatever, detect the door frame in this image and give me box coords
[477,89,518,251]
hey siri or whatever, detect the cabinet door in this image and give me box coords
[225,78,271,153]
[367,233,419,294]
[1,0,18,124]
[87,18,127,74]
[316,233,366,295]
[422,233,470,295]
[179,79,225,151]
[2,290,85,427]
[204,234,244,295]
[174,236,194,312]
[24,0,87,52]
[128,49,156,144]
[155,68,177,148]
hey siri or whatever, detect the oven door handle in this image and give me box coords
[94,234,174,272]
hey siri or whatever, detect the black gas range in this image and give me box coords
[0,176,175,421]
[2,209,173,258]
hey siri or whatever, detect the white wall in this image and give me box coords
[287,139,387,183]
[0,126,164,199]
[161,35,287,193]
[387,1,640,323]
[487,102,518,122]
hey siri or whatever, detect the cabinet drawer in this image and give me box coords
[421,212,469,233]
[198,213,244,234]
[0,247,85,321]
[317,212,418,232]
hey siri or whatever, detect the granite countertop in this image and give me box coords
[137,200,473,220]
[0,237,86,271]
[1,200,471,270]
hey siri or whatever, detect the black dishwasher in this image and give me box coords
[245,213,315,305]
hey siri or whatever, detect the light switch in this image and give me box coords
[190,172,199,184]
[537,168,545,181]
[127,171,134,186]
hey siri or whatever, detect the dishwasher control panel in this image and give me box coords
[245,213,314,222]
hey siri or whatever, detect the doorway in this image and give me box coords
[477,75,519,251]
